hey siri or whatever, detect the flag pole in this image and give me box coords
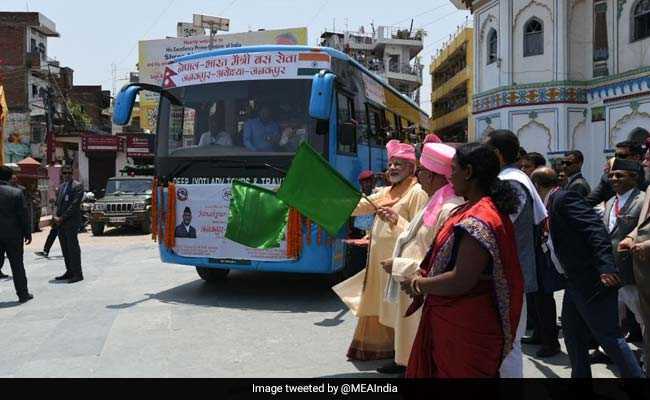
[361,192,379,211]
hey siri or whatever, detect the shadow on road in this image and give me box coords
[528,358,562,378]
[0,300,21,308]
[106,270,350,314]
[100,227,148,237]
[522,344,570,367]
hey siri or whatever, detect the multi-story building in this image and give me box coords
[430,25,474,143]
[320,25,425,102]
[453,0,650,184]
[0,12,60,164]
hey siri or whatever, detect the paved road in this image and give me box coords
[0,227,640,378]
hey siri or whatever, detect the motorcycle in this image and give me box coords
[80,191,96,233]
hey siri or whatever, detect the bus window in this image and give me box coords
[156,80,318,158]
[386,111,397,135]
[337,93,357,154]
[365,104,387,146]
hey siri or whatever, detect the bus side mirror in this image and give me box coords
[309,71,335,120]
[113,84,143,126]
[339,122,356,146]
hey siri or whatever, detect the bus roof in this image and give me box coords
[173,45,429,119]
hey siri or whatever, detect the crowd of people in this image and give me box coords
[336,130,649,378]
[0,164,85,304]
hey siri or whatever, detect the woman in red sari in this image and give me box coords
[401,143,524,378]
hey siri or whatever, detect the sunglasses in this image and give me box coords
[608,172,635,179]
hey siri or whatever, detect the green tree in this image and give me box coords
[67,101,92,130]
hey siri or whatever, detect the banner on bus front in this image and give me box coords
[171,184,293,262]
[161,50,331,89]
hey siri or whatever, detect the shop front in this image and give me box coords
[80,133,123,193]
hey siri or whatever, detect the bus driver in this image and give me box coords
[243,105,281,152]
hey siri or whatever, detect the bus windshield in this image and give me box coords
[156,79,324,158]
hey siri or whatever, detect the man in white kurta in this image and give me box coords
[379,143,464,372]
[334,140,428,361]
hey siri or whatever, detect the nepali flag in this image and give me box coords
[162,66,178,89]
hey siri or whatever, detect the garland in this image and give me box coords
[305,217,312,246]
[164,182,176,249]
[286,208,302,259]
[151,177,158,242]
[317,225,323,246]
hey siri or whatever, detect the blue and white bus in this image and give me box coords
[113,45,429,282]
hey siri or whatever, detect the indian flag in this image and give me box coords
[297,52,331,76]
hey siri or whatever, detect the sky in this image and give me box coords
[2,0,470,114]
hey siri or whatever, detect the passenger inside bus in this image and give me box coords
[243,105,281,151]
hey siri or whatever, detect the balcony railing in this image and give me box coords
[376,26,425,42]
[388,62,423,78]
[432,68,471,102]
[431,105,470,131]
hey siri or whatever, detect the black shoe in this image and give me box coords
[377,362,406,374]
[589,350,613,365]
[536,346,561,358]
[68,275,84,283]
[18,294,34,304]
[521,335,542,345]
[34,251,49,258]
[55,273,72,281]
[0,272,9,279]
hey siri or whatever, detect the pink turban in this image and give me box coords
[386,139,416,162]
[420,143,456,179]
[424,133,442,144]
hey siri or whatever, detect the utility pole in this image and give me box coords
[43,87,55,165]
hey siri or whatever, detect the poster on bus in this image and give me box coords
[138,27,308,132]
[172,183,292,262]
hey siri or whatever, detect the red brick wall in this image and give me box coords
[0,24,27,111]
[0,25,25,66]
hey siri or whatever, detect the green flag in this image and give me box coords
[225,181,289,249]
[277,142,362,236]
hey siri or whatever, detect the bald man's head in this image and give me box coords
[531,166,558,190]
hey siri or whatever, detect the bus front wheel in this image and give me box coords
[196,267,230,282]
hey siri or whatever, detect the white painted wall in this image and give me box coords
[512,0,555,84]
[568,0,591,80]
[617,0,650,73]
[476,4,501,93]
[78,150,90,190]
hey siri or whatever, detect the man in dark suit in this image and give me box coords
[175,207,197,239]
[532,167,643,378]
[603,159,646,334]
[53,165,84,283]
[586,140,648,207]
[620,145,650,373]
[0,172,32,278]
[0,166,33,303]
[562,150,591,198]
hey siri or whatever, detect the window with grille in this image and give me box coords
[633,0,650,41]
[524,18,544,57]
[487,29,498,65]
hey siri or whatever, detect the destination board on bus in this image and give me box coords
[162,50,331,89]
